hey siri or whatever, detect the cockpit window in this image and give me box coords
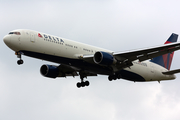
[9,32,21,35]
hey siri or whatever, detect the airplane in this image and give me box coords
[3,29,180,88]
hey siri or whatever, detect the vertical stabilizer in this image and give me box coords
[151,33,178,70]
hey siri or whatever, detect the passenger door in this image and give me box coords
[150,62,156,80]
[30,33,35,43]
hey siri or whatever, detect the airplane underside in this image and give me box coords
[20,50,146,82]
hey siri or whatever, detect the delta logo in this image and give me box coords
[38,33,43,38]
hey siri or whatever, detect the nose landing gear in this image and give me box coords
[16,52,24,65]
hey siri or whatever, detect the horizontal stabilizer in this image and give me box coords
[162,69,180,75]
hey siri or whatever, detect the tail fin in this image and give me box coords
[151,33,178,70]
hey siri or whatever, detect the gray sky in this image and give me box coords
[1,0,180,120]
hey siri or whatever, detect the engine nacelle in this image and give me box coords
[40,64,59,78]
[93,51,116,65]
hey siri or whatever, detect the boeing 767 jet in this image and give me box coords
[3,29,180,88]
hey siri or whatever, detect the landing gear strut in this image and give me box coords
[76,72,90,88]
[16,52,24,65]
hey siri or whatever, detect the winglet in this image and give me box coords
[165,33,178,44]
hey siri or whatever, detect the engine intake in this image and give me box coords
[40,64,59,78]
[93,51,116,65]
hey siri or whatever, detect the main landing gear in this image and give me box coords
[108,74,121,81]
[76,72,90,88]
[16,52,24,65]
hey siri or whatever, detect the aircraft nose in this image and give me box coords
[3,35,11,45]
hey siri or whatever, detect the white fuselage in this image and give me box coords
[3,29,176,82]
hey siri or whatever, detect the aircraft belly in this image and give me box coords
[121,65,146,82]
[121,62,153,82]
[21,50,112,75]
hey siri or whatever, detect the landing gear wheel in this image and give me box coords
[113,76,117,80]
[117,74,121,79]
[76,81,90,88]
[85,81,90,86]
[81,82,85,87]
[17,60,24,65]
[77,82,81,88]
[108,76,113,81]
[108,74,121,81]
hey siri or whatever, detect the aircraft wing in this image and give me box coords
[78,54,94,63]
[80,42,180,69]
[58,64,97,77]
[58,64,79,77]
[113,42,180,65]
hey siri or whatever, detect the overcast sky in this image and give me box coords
[1,0,180,120]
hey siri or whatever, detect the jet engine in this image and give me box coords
[40,64,59,78]
[93,51,117,65]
